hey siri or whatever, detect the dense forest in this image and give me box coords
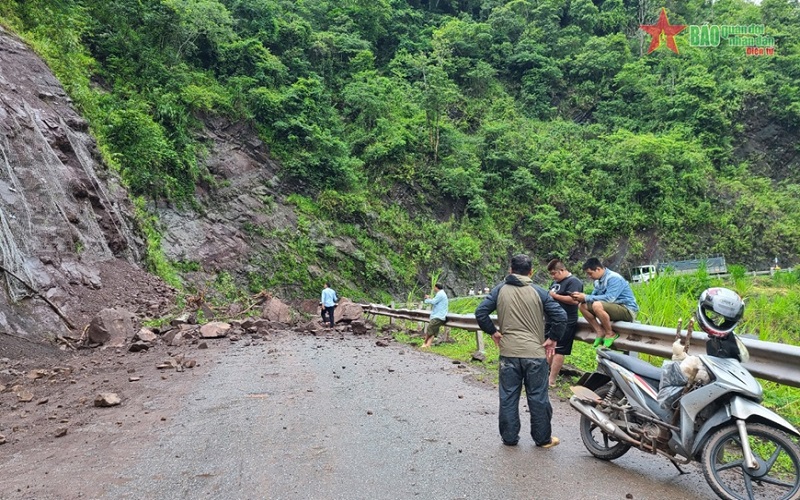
[1,0,799,298]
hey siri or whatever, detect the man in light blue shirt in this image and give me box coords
[422,283,448,348]
[320,282,338,328]
[571,257,639,349]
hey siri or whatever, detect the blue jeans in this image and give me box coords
[498,356,553,445]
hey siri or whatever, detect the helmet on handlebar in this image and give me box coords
[696,287,744,337]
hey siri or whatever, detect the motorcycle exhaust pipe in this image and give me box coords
[570,396,641,446]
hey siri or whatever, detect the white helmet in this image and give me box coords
[696,288,744,337]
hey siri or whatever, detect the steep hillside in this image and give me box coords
[1,0,799,311]
[0,26,173,342]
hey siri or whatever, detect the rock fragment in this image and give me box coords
[94,393,121,407]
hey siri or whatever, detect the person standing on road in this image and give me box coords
[320,282,338,328]
[475,254,566,448]
[571,257,638,349]
[546,259,583,387]
[421,283,448,348]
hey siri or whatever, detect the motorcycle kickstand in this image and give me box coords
[669,460,688,475]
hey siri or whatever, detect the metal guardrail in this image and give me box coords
[361,303,800,388]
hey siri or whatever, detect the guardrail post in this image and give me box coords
[475,330,485,354]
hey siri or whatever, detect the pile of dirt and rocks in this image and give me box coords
[0,291,376,453]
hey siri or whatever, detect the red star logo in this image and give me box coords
[640,8,686,54]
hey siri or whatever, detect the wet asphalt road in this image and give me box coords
[102,332,714,500]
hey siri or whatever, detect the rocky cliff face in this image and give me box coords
[0,26,323,343]
[0,26,172,339]
[155,117,294,277]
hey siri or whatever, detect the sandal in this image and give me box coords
[539,436,560,449]
[592,337,603,348]
[602,334,620,349]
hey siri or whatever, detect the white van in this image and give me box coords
[631,264,656,284]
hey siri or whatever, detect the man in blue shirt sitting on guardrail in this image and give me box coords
[572,257,639,349]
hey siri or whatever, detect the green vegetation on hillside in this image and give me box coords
[1,0,799,300]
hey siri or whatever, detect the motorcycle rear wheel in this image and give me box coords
[579,383,632,460]
[701,422,800,500]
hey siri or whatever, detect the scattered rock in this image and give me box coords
[199,321,231,339]
[295,299,321,315]
[128,341,151,352]
[26,369,49,380]
[334,298,364,323]
[260,297,292,324]
[226,302,244,317]
[94,393,121,407]
[55,427,68,437]
[86,308,136,347]
[471,351,486,362]
[350,319,369,335]
[14,388,34,403]
[134,328,158,343]
[375,340,389,347]
[170,313,192,327]
[198,342,208,349]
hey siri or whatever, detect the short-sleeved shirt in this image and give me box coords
[321,288,338,307]
[549,274,583,323]
[424,289,449,320]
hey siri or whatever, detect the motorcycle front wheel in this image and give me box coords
[701,422,800,500]
[579,383,631,460]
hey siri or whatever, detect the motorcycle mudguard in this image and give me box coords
[729,396,800,437]
[690,396,800,457]
[574,372,611,392]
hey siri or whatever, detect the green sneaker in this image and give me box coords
[602,334,620,349]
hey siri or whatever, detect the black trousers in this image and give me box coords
[321,306,336,327]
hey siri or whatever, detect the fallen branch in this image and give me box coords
[0,263,76,330]
[238,290,271,317]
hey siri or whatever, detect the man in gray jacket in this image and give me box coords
[475,254,567,448]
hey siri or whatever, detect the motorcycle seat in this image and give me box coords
[600,350,663,386]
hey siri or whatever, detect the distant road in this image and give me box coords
[90,332,714,499]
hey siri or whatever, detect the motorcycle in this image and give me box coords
[570,340,800,500]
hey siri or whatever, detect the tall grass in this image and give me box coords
[635,271,800,344]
